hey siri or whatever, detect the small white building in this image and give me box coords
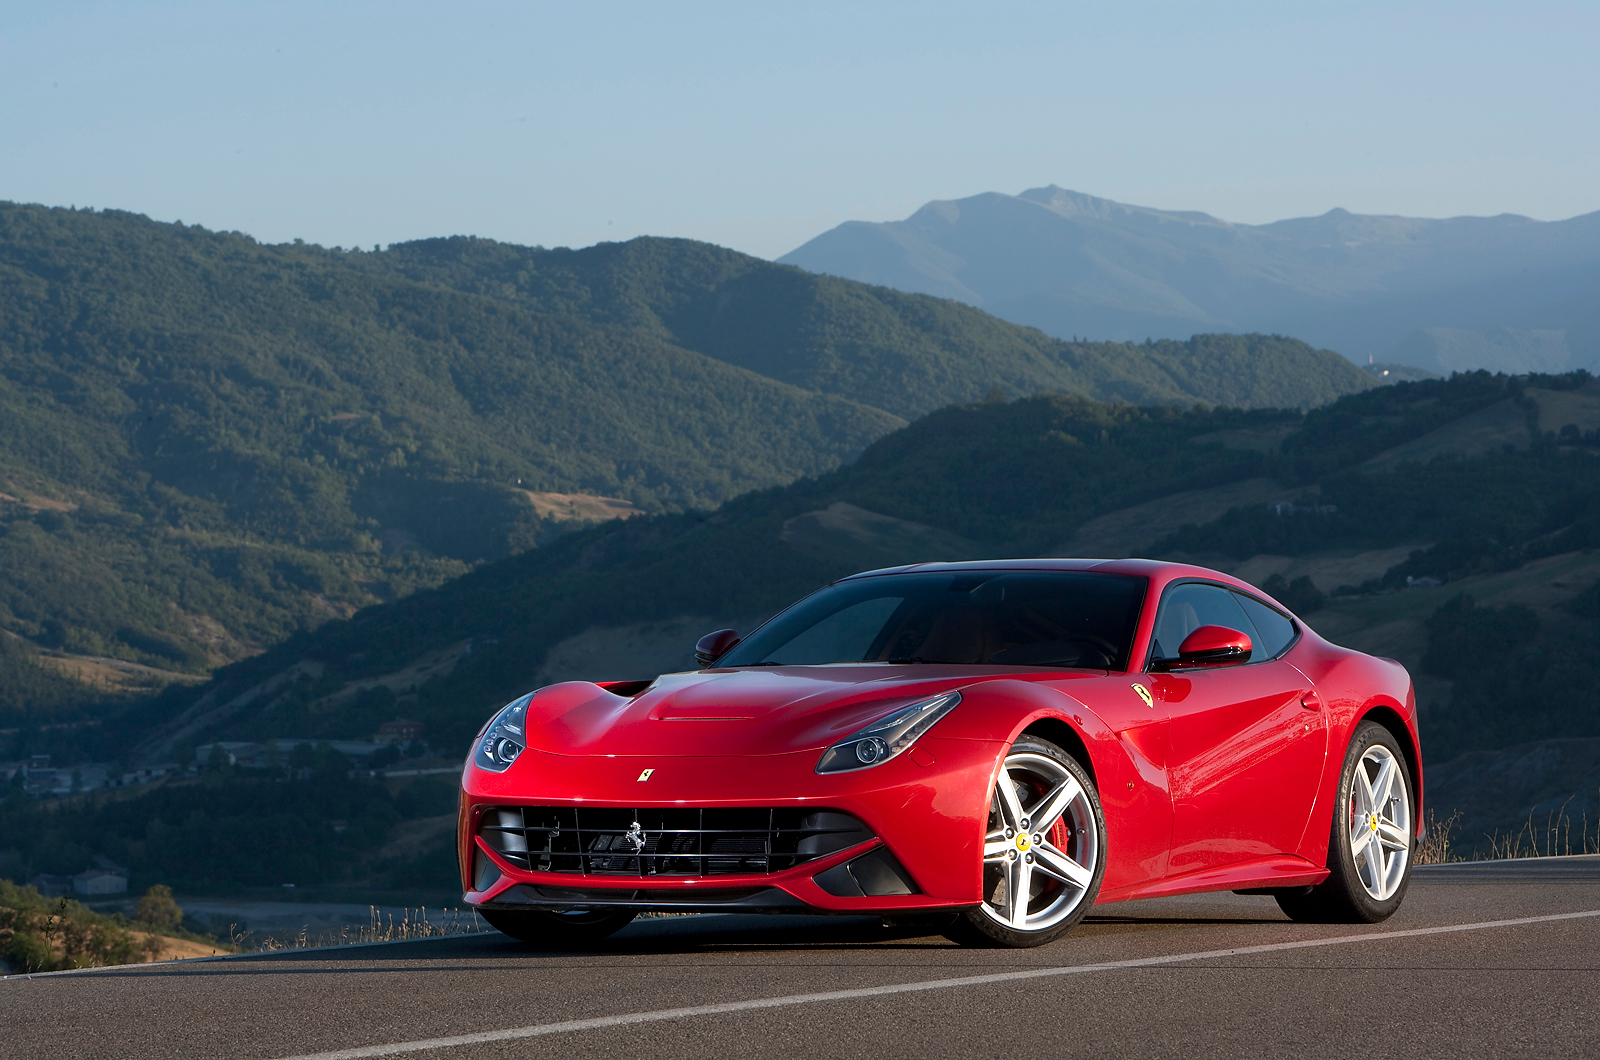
[73,868,128,895]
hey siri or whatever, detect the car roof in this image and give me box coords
[839,558,1273,601]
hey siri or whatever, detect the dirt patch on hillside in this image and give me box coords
[0,485,78,512]
[1528,381,1600,435]
[781,502,979,565]
[142,932,229,962]
[310,639,476,711]
[1054,478,1290,559]
[1361,399,1530,472]
[34,651,207,694]
[518,491,643,523]
[1226,544,1425,593]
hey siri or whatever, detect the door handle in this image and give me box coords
[1301,691,1322,711]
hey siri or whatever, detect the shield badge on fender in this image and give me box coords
[1132,684,1154,708]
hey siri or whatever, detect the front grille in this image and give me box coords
[479,806,872,877]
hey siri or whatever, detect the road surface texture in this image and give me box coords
[6,856,1597,1060]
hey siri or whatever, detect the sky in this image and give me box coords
[3,1,1597,259]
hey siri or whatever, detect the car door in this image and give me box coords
[1149,582,1326,877]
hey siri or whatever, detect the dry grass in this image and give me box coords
[230,905,695,953]
[1413,809,1466,865]
[1415,793,1600,864]
[1481,795,1600,860]
[236,906,491,952]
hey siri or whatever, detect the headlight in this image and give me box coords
[815,691,962,774]
[473,693,533,773]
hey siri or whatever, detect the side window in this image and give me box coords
[1150,582,1262,663]
[1235,593,1298,659]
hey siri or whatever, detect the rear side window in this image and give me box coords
[1234,593,1298,659]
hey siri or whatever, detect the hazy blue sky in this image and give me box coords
[4,1,1596,258]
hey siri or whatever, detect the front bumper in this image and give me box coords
[458,735,1002,914]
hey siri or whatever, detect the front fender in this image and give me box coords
[931,678,1171,897]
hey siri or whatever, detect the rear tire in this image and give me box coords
[1278,721,1414,924]
[480,908,637,948]
[945,736,1106,948]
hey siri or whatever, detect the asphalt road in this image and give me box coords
[6,856,1598,1060]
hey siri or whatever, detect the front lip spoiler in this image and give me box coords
[475,884,811,914]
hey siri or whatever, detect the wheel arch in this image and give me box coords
[1358,702,1424,821]
[1020,716,1097,790]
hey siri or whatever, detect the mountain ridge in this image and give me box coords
[780,186,1600,373]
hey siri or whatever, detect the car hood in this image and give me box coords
[521,665,1092,757]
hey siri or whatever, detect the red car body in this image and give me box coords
[458,559,1420,915]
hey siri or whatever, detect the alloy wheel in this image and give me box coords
[978,750,1099,931]
[1348,743,1411,901]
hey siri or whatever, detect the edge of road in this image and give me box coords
[1,931,490,980]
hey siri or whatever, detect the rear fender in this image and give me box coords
[1292,648,1420,863]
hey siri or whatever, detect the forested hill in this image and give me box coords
[371,235,1378,418]
[0,203,1375,710]
[105,369,1600,771]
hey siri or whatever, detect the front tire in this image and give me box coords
[946,736,1106,948]
[480,908,637,948]
[1278,721,1415,924]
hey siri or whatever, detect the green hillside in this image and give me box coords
[375,236,1379,418]
[0,204,1379,716]
[103,370,1600,763]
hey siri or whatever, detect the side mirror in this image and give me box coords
[694,628,741,668]
[1167,625,1252,669]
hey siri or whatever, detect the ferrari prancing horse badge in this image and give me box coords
[1132,684,1154,708]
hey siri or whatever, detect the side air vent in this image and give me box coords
[479,806,872,877]
[813,847,919,897]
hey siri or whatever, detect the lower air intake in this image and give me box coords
[479,807,871,877]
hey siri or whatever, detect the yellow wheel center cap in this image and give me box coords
[1016,833,1032,851]
[1369,814,1379,833]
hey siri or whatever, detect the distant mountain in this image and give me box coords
[779,186,1600,374]
[0,204,1374,713]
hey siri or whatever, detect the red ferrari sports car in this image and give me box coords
[459,559,1420,948]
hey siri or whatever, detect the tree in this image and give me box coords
[136,884,182,933]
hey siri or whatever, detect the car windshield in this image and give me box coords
[719,570,1147,671]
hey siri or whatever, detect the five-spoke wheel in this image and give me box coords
[1278,721,1415,923]
[1348,741,1412,901]
[948,735,1106,947]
